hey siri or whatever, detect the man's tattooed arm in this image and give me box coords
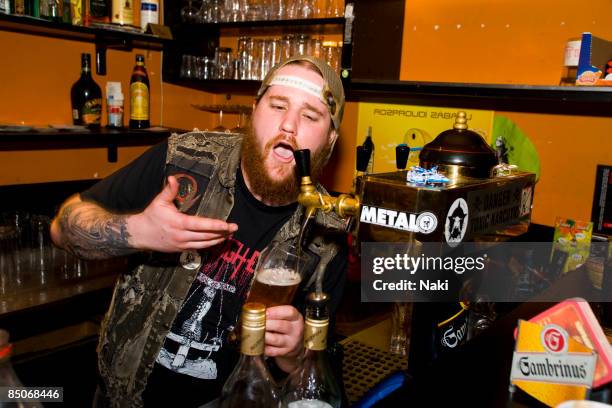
[51,195,139,260]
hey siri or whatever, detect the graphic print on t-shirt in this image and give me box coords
[156,237,260,379]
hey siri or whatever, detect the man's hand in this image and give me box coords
[51,175,238,259]
[265,305,304,373]
[129,176,238,252]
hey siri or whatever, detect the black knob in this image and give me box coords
[356,146,370,172]
[396,144,410,170]
[294,149,311,179]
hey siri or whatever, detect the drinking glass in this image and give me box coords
[255,39,270,80]
[181,0,201,22]
[271,0,286,19]
[285,0,298,19]
[299,0,315,18]
[231,110,250,133]
[389,302,412,356]
[279,35,293,62]
[325,0,342,17]
[0,224,20,295]
[214,47,233,79]
[246,241,314,307]
[225,0,244,21]
[245,0,263,20]
[209,0,226,22]
[199,0,212,22]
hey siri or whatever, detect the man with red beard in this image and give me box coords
[50,56,347,408]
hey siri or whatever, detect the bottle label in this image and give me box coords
[304,318,328,351]
[241,326,265,356]
[72,109,79,120]
[130,82,149,121]
[70,0,83,24]
[81,98,102,125]
[107,103,124,127]
[436,303,468,351]
[112,0,133,25]
[288,400,334,408]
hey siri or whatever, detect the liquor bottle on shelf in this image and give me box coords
[70,53,102,129]
[281,292,341,408]
[70,0,83,24]
[219,303,279,408]
[129,54,150,129]
[139,0,158,31]
[85,0,109,25]
[13,0,26,15]
[111,0,133,25]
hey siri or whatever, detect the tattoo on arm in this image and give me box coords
[58,202,138,259]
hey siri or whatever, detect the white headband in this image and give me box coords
[268,75,324,102]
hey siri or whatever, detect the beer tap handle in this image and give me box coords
[396,143,410,170]
[356,145,370,173]
[294,149,311,180]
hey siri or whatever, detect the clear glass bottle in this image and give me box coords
[0,329,42,408]
[219,303,279,408]
[281,292,341,408]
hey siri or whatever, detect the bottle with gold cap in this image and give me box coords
[219,303,279,408]
[281,292,341,408]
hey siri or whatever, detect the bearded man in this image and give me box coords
[50,56,348,408]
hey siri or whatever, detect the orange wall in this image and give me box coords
[399,0,612,227]
[2,0,611,227]
[0,30,222,184]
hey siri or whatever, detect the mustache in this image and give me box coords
[264,134,299,156]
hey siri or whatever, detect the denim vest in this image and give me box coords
[95,131,347,407]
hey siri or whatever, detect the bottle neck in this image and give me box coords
[304,317,329,351]
[240,323,265,356]
[81,64,92,77]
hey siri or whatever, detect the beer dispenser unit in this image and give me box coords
[294,111,537,372]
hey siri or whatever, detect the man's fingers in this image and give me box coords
[182,237,227,250]
[266,305,301,321]
[265,319,294,335]
[265,332,284,347]
[178,230,234,243]
[156,176,179,204]
[182,215,238,234]
[265,346,286,357]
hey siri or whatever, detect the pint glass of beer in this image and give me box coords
[246,241,313,307]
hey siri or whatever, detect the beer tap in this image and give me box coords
[396,143,410,170]
[294,149,360,220]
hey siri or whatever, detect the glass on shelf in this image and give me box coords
[191,104,252,133]
[214,47,234,79]
[225,0,245,22]
[181,0,201,22]
[209,0,226,22]
[325,0,343,17]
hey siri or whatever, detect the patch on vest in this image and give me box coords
[173,173,198,209]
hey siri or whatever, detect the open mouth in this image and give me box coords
[272,141,295,163]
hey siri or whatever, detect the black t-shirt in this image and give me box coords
[82,141,347,407]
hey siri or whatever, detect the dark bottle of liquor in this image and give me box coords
[85,0,109,25]
[70,53,102,129]
[129,54,150,129]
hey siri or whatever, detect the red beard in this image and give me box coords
[241,127,331,206]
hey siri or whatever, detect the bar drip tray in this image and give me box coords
[340,339,408,405]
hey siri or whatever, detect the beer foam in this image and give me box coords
[256,267,301,286]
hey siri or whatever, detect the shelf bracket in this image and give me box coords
[107,134,118,163]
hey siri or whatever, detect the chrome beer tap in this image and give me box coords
[293,149,360,220]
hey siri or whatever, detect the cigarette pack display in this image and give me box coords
[527,298,612,388]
